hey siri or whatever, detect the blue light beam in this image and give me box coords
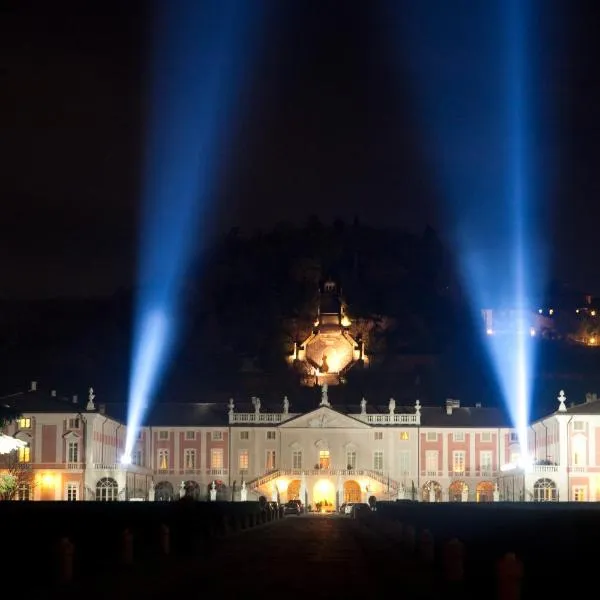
[384,0,552,459]
[124,1,263,461]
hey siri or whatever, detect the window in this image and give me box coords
[158,431,169,440]
[266,431,276,440]
[509,452,520,465]
[137,430,143,440]
[292,450,302,469]
[185,431,196,440]
[573,421,584,432]
[425,451,438,475]
[238,450,249,471]
[480,451,493,474]
[572,435,586,466]
[533,478,557,502]
[66,482,78,501]
[96,477,118,501]
[454,432,464,442]
[67,441,79,463]
[426,432,437,442]
[212,431,223,441]
[184,449,196,469]
[480,431,491,442]
[68,418,80,429]
[373,451,384,471]
[346,450,356,470]
[133,449,143,466]
[573,486,586,502]
[509,432,518,442]
[240,431,249,440]
[17,483,30,501]
[18,418,31,429]
[158,449,169,470]
[400,431,409,441]
[18,445,30,463]
[374,432,383,440]
[266,450,276,470]
[211,448,224,469]
[319,450,330,469]
[399,450,410,476]
[453,450,466,473]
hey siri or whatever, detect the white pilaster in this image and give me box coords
[442,432,449,477]
[469,431,476,476]
[174,429,180,474]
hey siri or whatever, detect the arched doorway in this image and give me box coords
[313,479,335,511]
[287,479,301,501]
[449,480,468,502]
[476,481,495,502]
[96,477,118,501]
[422,480,442,503]
[184,480,200,500]
[344,480,361,503]
[155,481,174,501]
[533,478,557,502]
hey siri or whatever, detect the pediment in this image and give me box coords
[63,431,82,440]
[279,406,370,430]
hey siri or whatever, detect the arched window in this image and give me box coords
[533,478,557,502]
[95,477,118,501]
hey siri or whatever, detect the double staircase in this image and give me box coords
[246,468,402,495]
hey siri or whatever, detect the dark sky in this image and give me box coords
[3,1,600,298]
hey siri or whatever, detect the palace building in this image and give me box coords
[1,381,599,504]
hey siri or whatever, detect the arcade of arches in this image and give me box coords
[287,479,301,501]
[421,480,497,502]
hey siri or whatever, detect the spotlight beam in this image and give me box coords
[123,1,264,461]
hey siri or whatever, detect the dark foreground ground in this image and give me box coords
[70,514,426,600]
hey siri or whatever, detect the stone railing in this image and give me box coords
[247,469,281,490]
[229,412,297,424]
[351,413,420,425]
[532,465,559,474]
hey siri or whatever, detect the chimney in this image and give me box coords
[445,398,460,415]
[30,381,37,392]
[50,390,57,398]
[72,395,78,404]
[99,403,106,415]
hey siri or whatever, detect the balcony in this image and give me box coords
[352,413,419,425]
[206,468,228,477]
[532,465,559,474]
[229,413,295,424]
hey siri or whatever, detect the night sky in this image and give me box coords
[3,1,600,298]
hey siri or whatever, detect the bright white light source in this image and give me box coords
[120,454,132,465]
[529,327,535,336]
[0,434,26,455]
[486,328,494,336]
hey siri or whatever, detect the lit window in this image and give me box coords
[18,446,30,463]
[453,451,465,473]
[454,432,464,442]
[266,450,276,470]
[266,431,276,440]
[211,448,224,469]
[185,431,196,440]
[400,431,409,441]
[184,449,196,469]
[373,451,384,471]
[319,450,330,469]
[158,449,169,470]
[573,487,586,502]
[212,431,223,441]
[158,431,169,440]
[18,418,31,429]
[17,483,30,501]
[238,450,249,471]
[240,431,249,440]
[374,432,383,440]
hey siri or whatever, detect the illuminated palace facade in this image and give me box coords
[2,383,600,504]
[2,282,600,503]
